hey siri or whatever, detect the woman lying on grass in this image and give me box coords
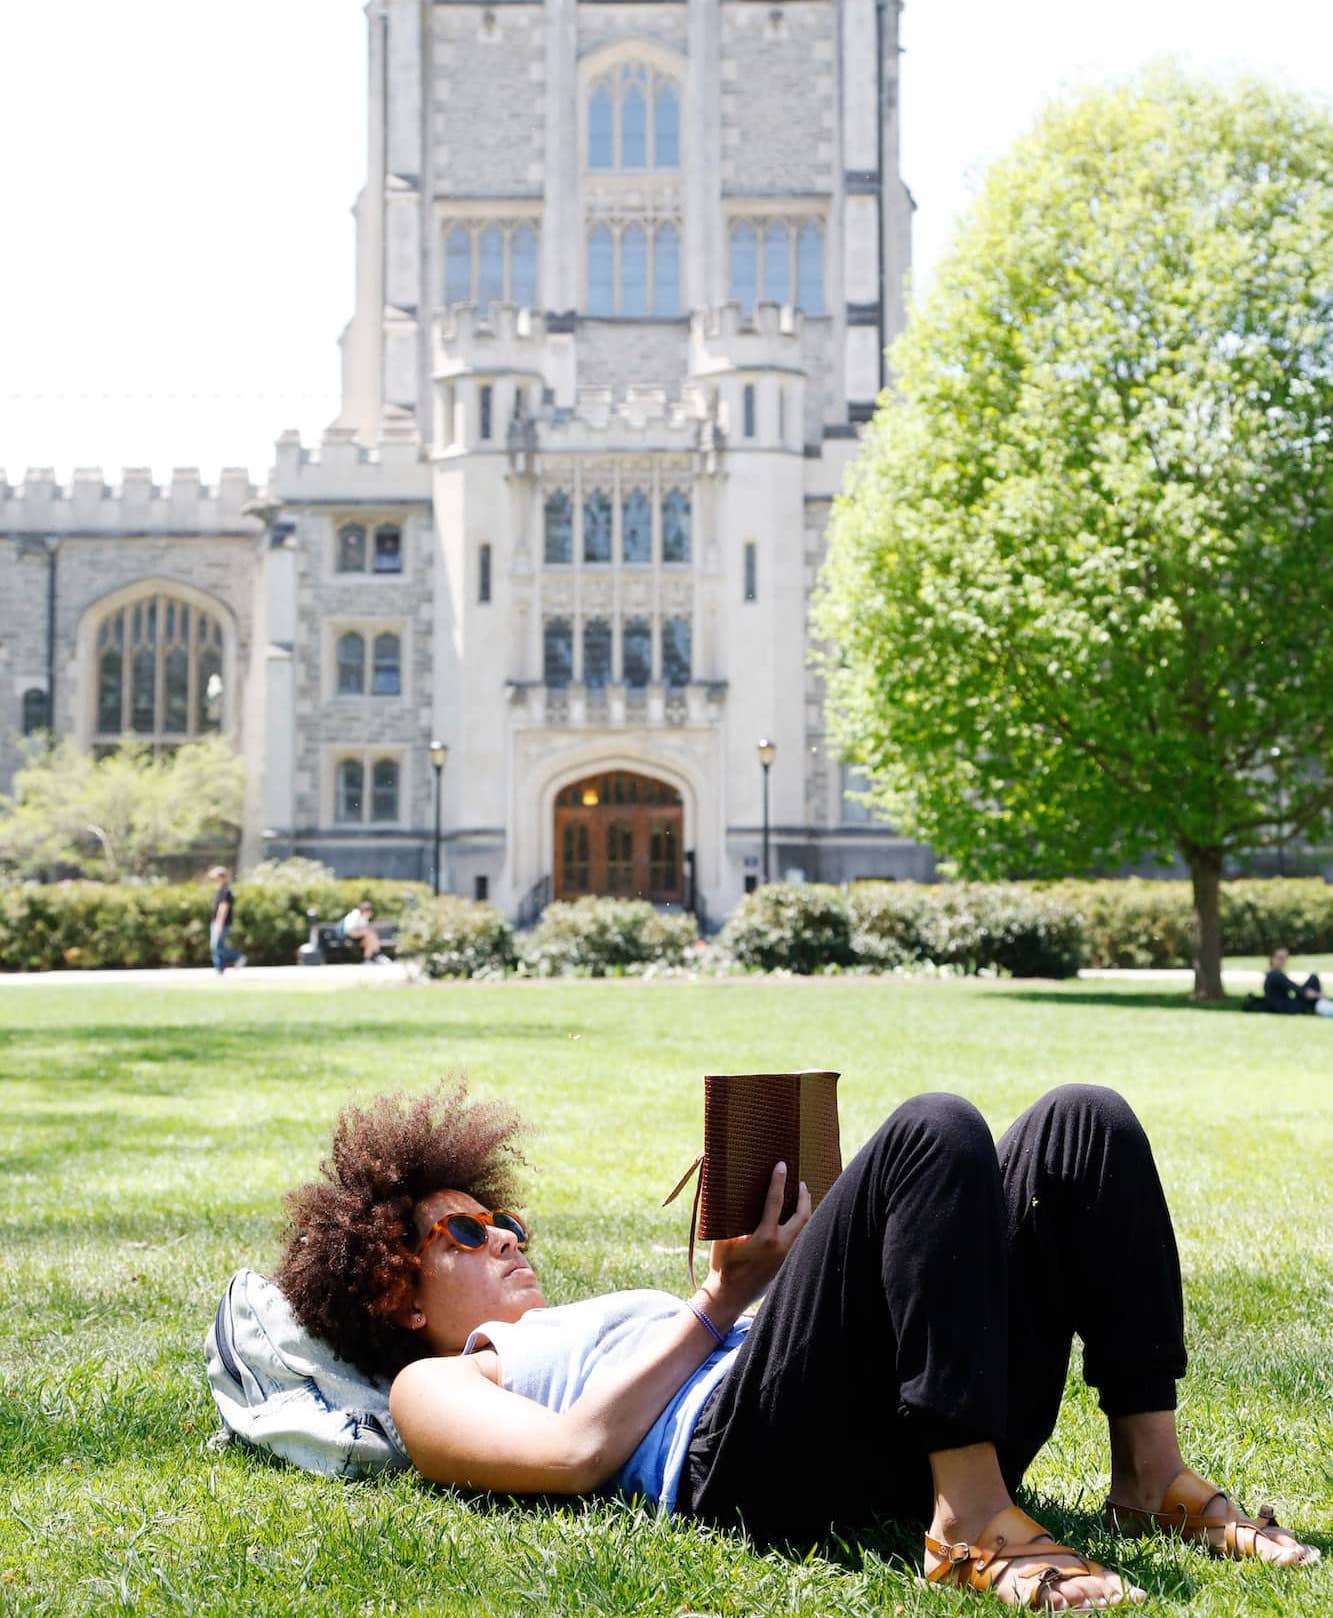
[275,1082,1319,1612]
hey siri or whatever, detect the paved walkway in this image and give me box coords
[0,961,415,989]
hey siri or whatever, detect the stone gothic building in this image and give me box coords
[1,0,934,920]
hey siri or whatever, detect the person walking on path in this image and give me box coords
[1262,947,1323,1013]
[208,865,246,975]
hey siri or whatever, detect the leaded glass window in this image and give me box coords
[337,632,365,696]
[583,489,612,563]
[797,222,825,314]
[623,489,652,563]
[544,490,573,564]
[445,226,472,304]
[654,83,679,168]
[511,224,538,307]
[653,224,680,317]
[620,223,647,316]
[371,633,401,696]
[91,593,226,747]
[478,226,504,310]
[371,759,400,823]
[544,618,573,688]
[584,619,612,689]
[623,618,652,689]
[337,524,367,573]
[763,222,790,307]
[587,225,614,316]
[662,488,691,563]
[336,759,364,823]
[662,616,691,687]
[730,223,757,317]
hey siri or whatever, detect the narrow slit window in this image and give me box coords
[479,542,492,603]
[743,383,757,439]
[744,540,758,602]
[479,385,493,441]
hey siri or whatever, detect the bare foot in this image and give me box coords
[1105,1467,1320,1567]
[925,1504,1146,1610]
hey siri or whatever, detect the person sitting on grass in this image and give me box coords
[275,1083,1319,1612]
[1262,947,1324,1014]
[338,899,388,964]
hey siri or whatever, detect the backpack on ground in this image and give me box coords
[204,1267,409,1479]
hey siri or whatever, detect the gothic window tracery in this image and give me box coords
[441,221,541,310]
[91,591,226,748]
[728,218,826,315]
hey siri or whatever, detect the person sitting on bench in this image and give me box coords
[1262,947,1323,1014]
[338,900,387,964]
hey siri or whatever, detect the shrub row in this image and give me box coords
[716,882,1086,978]
[4,874,1329,977]
[0,873,431,972]
[1050,877,1333,968]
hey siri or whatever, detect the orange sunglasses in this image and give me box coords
[415,1208,530,1257]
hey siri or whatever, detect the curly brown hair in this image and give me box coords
[274,1081,528,1381]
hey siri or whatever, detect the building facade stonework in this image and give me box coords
[1,0,934,919]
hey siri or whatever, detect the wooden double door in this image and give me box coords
[554,771,683,903]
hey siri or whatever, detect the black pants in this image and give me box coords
[678,1085,1186,1545]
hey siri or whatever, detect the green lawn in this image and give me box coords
[1,977,1329,1617]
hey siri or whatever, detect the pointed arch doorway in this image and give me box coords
[553,770,684,903]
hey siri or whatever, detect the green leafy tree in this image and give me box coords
[0,737,244,881]
[816,70,1333,999]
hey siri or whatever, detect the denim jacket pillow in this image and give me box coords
[205,1268,409,1479]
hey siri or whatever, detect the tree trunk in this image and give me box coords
[1187,848,1225,1001]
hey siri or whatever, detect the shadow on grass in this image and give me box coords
[1004,988,1247,1012]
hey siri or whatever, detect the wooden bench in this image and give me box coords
[297,909,400,966]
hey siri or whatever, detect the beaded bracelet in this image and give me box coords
[686,1297,726,1349]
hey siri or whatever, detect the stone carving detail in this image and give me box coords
[582,577,614,613]
[660,576,692,612]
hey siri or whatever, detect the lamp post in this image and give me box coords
[757,738,776,884]
[1271,745,1285,878]
[429,739,449,896]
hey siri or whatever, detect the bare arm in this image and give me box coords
[390,1163,811,1495]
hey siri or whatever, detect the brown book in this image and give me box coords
[664,1073,842,1272]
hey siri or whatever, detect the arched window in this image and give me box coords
[620,224,647,316]
[588,84,614,168]
[510,224,538,308]
[730,223,757,317]
[21,687,48,736]
[337,524,367,573]
[583,619,612,689]
[370,759,399,822]
[662,488,691,564]
[653,224,680,316]
[797,221,825,314]
[336,632,366,696]
[445,226,472,305]
[477,226,504,310]
[543,618,573,688]
[336,759,364,823]
[371,633,401,696]
[92,593,226,746]
[623,618,652,689]
[583,489,612,563]
[623,489,652,563]
[654,83,679,168]
[621,76,647,168]
[587,225,614,316]
[763,222,791,307]
[544,490,573,564]
[662,616,692,687]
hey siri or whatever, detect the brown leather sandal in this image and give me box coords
[1103,1467,1319,1563]
[925,1504,1127,1610]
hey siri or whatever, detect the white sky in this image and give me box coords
[1,0,1329,483]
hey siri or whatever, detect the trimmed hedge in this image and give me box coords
[397,896,515,980]
[713,884,857,974]
[848,883,1086,979]
[0,875,431,972]
[517,897,698,977]
[1051,877,1333,968]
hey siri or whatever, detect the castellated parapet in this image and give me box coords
[689,302,806,380]
[433,303,548,382]
[271,423,431,505]
[0,467,262,537]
